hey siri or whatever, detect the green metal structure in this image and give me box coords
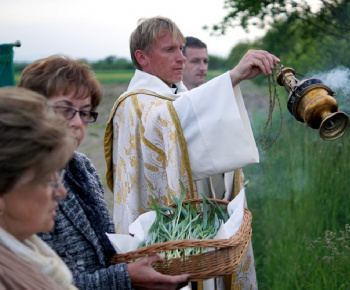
[0,41,21,87]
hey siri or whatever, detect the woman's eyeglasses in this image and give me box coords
[50,106,98,123]
[47,169,66,191]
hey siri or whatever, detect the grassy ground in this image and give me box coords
[244,97,350,289]
[245,121,350,289]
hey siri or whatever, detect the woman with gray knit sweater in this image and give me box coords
[18,55,189,290]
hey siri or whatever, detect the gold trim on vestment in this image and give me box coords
[104,90,194,196]
[167,101,195,199]
[104,99,120,192]
[232,168,242,200]
[131,94,167,168]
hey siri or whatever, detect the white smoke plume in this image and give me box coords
[307,67,350,103]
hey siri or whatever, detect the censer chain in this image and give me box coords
[256,64,283,150]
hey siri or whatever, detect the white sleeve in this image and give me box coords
[173,72,259,181]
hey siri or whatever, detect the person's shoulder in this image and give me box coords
[69,151,96,173]
[73,151,90,162]
[0,245,63,290]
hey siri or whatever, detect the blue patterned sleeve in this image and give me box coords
[73,263,132,290]
[40,152,131,289]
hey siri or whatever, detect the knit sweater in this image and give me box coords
[39,152,132,289]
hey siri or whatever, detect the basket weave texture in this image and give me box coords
[110,198,252,281]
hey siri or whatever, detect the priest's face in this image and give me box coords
[141,30,186,87]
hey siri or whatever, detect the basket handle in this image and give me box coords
[168,197,230,208]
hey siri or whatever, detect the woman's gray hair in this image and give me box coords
[0,87,74,195]
[130,16,185,70]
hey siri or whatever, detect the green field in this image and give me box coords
[93,69,225,84]
[94,69,134,84]
[15,69,225,85]
[15,69,135,85]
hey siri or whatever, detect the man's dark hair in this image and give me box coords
[183,36,207,56]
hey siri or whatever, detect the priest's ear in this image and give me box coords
[135,50,149,70]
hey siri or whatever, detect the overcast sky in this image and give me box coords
[1,0,269,62]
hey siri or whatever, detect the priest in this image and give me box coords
[104,16,279,235]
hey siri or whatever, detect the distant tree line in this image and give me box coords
[14,56,134,73]
[89,56,134,70]
[15,53,229,73]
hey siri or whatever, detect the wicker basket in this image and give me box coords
[110,198,252,281]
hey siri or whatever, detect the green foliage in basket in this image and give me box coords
[143,185,230,259]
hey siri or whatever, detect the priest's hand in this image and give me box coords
[127,254,190,289]
[229,49,280,87]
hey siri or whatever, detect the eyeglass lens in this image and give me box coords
[47,169,66,190]
[52,106,98,123]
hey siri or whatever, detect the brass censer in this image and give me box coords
[276,65,349,140]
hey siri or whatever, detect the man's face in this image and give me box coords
[142,30,186,87]
[183,47,209,90]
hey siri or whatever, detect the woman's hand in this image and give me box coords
[127,254,190,290]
